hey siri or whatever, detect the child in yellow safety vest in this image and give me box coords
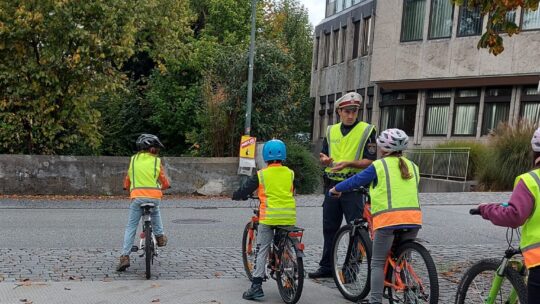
[476,127,540,299]
[232,139,297,301]
[329,128,422,304]
[116,134,170,272]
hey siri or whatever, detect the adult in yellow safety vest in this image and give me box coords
[330,128,422,304]
[309,92,377,279]
[232,139,296,301]
[116,134,170,272]
[478,127,540,299]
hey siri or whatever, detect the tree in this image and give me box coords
[0,0,192,154]
[452,0,539,55]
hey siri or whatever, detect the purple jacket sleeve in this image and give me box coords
[478,180,535,228]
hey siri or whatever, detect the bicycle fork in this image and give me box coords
[485,257,521,304]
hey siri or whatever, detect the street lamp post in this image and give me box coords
[245,0,257,136]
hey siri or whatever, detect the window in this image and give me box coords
[344,0,352,10]
[520,86,540,123]
[481,87,511,135]
[356,89,365,120]
[319,96,327,138]
[341,26,347,62]
[380,91,418,136]
[522,7,540,30]
[457,1,483,36]
[314,37,320,70]
[328,94,336,124]
[332,29,339,65]
[361,17,372,56]
[493,10,516,32]
[336,0,344,13]
[452,89,479,136]
[429,0,453,39]
[424,90,451,136]
[366,95,373,123]
[323,33,330,67]
[352,21,360,58]
[401,0,426,42]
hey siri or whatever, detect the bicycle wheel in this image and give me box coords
[241,221,258,281]
[331,224,371,301]
[276,237,304,304]
[454,258,527,304]
[387,242,439,304]
[144,222,152,279]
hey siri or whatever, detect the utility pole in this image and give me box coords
[245,0,257,135]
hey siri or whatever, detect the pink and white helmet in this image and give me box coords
[377,128,409,153]
[532,127,540,152]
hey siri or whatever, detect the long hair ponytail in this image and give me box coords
[398,156,413,180]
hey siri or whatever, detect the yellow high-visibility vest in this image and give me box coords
[257,164,296,226]
[514,169,540,269]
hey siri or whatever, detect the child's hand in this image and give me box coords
[328,187,341,198]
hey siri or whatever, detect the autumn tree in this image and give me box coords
[453,0,539,55]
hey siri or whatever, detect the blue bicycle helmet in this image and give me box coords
[262,139,287,162]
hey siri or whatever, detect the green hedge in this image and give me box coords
[283,140,321,194]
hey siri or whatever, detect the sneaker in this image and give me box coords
[116,255,130,272]
[156,235,168,247]
[242,283,264,300]
[308,268,332,279]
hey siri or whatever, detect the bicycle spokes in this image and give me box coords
[390,250,431,303]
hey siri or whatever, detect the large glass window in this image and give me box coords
[401,0,426,42]
[361,17,372,56]
[380,91,418,135]
[457,1,483,36]
[452,89,479,136]
[523,7,540,30]
[481,87,511,135]
[493,10,516,32]
[520,86,540,123]
[429,0,454,39]
[424,90,451,136]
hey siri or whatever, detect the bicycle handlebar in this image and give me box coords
[469,208,481,215]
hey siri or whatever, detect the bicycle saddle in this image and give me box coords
[140,203,156,208]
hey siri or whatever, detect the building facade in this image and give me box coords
[311,0,540,149]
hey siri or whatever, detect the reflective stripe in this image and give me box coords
[410,159,420,202]
[259,171,268,208]
[131,156,136,188]
[380,158,392,210]
[354,124,375,160]
[373,210,422,230]
[529,171,540,188]
[265,213,297,218]
[266,208,296,212]
[372,206,421,217]
[326,125,332,156]
[522,244,540,268]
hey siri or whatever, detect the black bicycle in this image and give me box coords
[241,196,306,304]
[131,203,158,279]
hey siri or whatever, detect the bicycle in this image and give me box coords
[331,187,439,303]
[454,207,528,304]
[130,203,158,279]
[241,195,306,304]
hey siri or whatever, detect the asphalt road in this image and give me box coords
[0,203,511,249]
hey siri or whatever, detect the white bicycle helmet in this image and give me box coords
[377,128,409,153]
[532,127,540,152]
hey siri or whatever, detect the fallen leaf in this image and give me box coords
[64,287,71,290]
[151,299,160,303]
[213,272,222,277]
[150,283,160,288]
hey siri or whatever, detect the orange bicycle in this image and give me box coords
[331,188,439,303]
[241,195,306,304]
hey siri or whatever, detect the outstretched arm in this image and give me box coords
[232,175,259,200]
[479,180,534,228]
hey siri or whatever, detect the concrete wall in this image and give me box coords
[371,0,540,83]
[0,155,240,196]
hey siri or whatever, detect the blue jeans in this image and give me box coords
[121,198,164,256]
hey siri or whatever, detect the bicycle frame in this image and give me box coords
[383,252,425,292]
[485,249,524,304]
[138,206,157,256]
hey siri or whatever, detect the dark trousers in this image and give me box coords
[530,265,540,300]
[319,188,364,271]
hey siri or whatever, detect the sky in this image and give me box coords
[298,0,325,27]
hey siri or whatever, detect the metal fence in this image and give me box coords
[405,148,470,181]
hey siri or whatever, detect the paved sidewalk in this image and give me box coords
[0,278,351,304]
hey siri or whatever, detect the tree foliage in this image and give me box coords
[452,0,539,55]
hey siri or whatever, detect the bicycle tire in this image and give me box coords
[387,241,439,304]
[276,237,304,304]
[241,221,258,281]
[331,224,371,302]
[144,222,152,279]
[454,258,527,304]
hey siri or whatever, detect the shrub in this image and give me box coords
[476,121,536,191]
[283,140,321,194]
[435,140,489,180]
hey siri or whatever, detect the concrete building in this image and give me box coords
[311,0,540,149]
